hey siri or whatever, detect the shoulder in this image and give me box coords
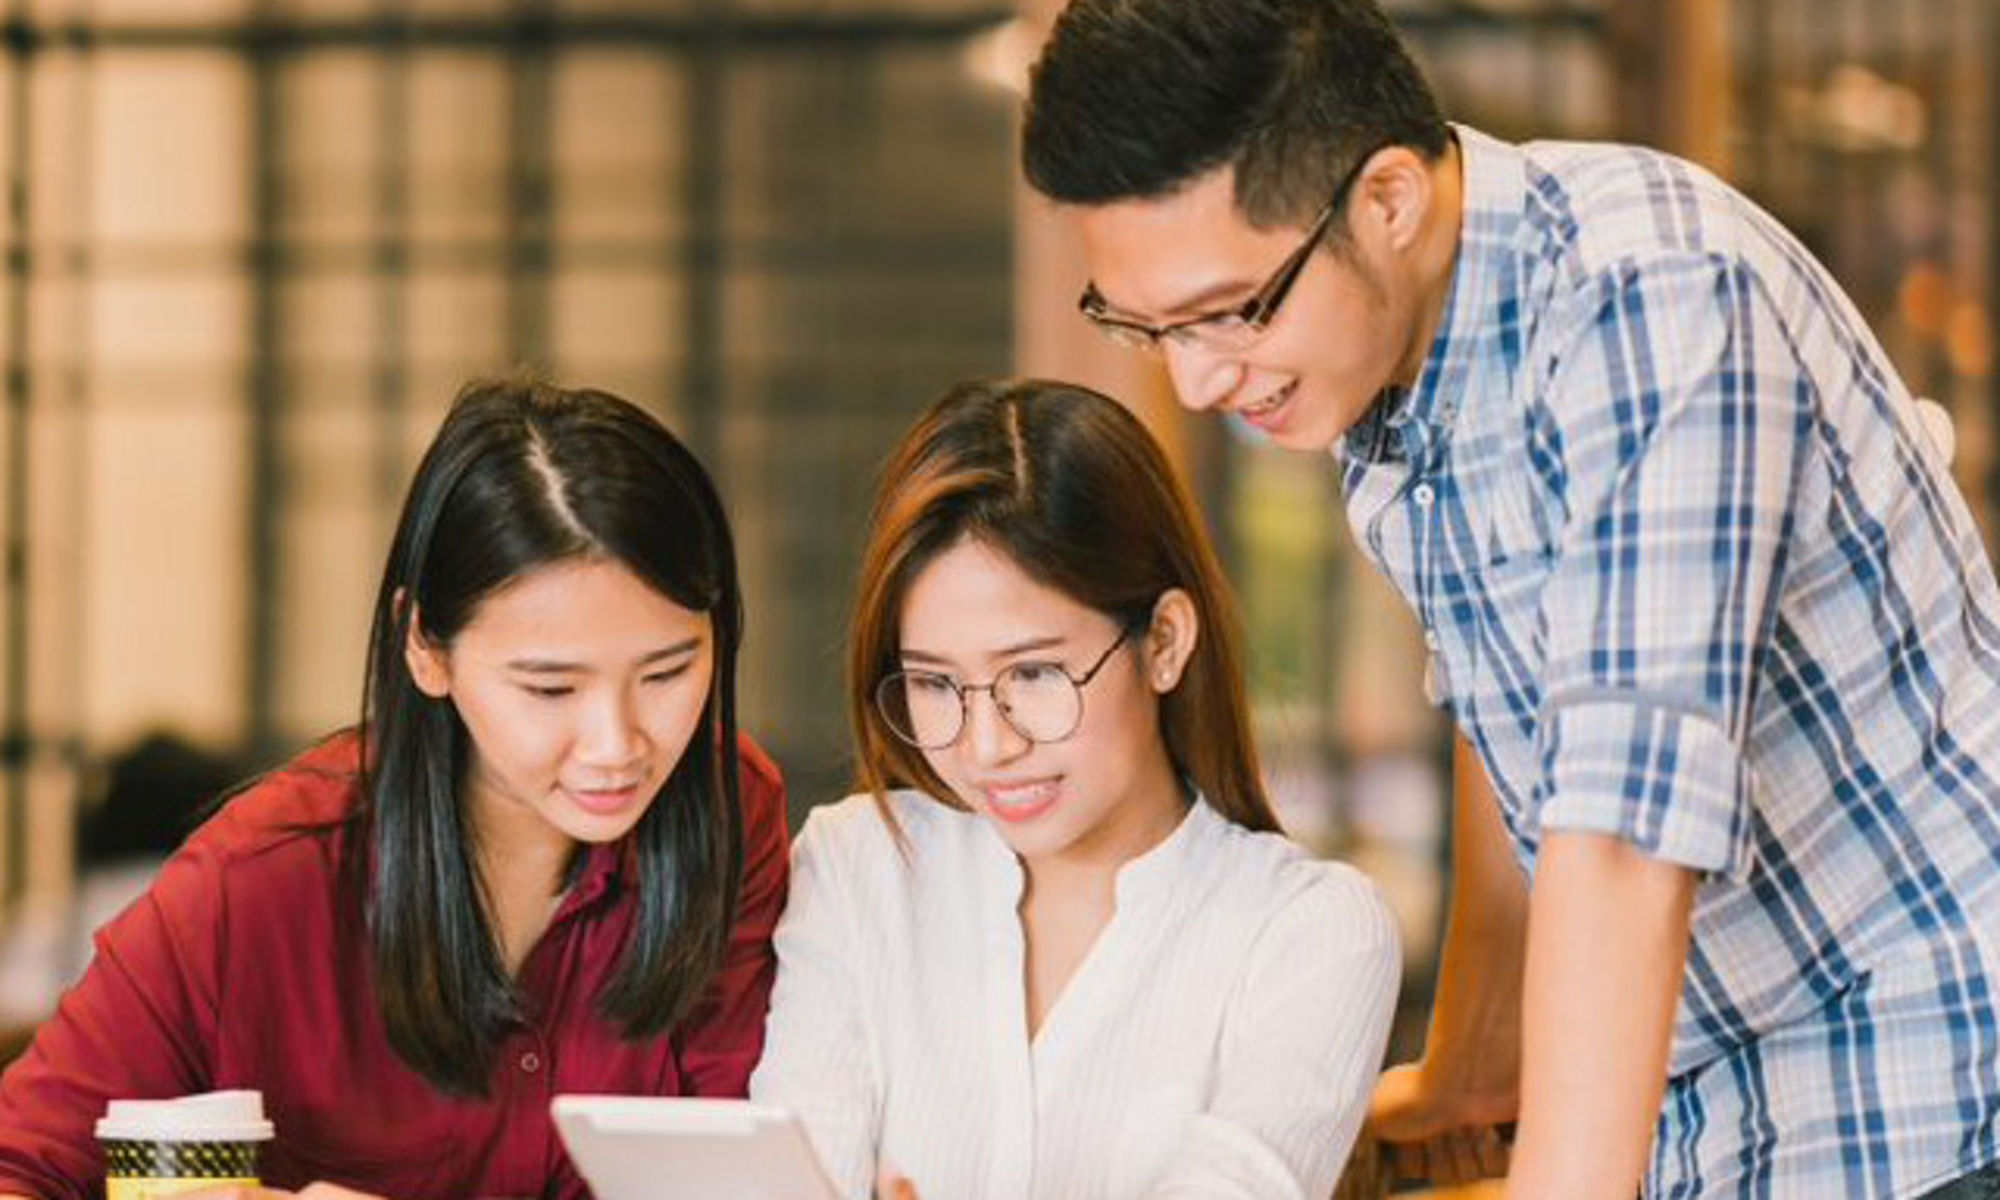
[1272,856,1399,951]
[1490,136,1784,331]
[733,731,788,830]
[794,789,945,858]
[1202,818,1399,961]
[1266,863,1400,997]
[186,732,363,865]
[735,730,783,792]
[126,733,362,931]
[1521,137,1744,261]
[791,789,985,882]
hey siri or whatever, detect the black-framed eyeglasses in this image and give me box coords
[874,625,1137,750]
[1077,141,1392,355]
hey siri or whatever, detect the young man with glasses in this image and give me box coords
[1022,2,2000,1199]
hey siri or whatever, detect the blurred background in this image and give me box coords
[0,0,1992,1108]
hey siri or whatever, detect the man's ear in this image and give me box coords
[400,594,451,699]
[1356,145,1436,254]
[1144,589,1200,694]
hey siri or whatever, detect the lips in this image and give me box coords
[564,781,647,817]
[1233,381,1297,432]
[980,777,1060,824]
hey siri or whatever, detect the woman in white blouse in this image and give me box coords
[751,379,1400,1200]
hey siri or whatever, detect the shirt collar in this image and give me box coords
[1340,123,1521,468]
[1112,792,1221,907]
[554,837,631,921]
[967,787,1221,909]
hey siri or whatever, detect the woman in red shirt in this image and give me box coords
[0,379,788,1200]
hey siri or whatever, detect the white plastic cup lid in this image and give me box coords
[96,1090,275,1142]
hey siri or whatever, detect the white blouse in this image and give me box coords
[749,791,1401,1200]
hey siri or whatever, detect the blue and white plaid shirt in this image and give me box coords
[1341,125,2000,1198]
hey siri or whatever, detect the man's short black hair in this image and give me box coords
[1022,0,1450,228]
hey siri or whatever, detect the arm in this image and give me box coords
[1500,252,1808,1190]
[747,810,882,1200]
[675,735,791,1097]
[0,843,224,1199]
[1505,831,1693,1200]
[1368,735,1526,1181]
[1145,868,1402,1200]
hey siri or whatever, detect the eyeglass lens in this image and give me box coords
[878,661,1086,749]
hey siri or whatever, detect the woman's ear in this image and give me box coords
[401,596,452,699]
[1144,589,1200,695]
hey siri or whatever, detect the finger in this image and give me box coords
[297,1186,371,1200]
[1385,1138,1430,1183]
[1363,1064,1436,1143]
[1430,1128,1483,1185]
[1332,1137,1380,1200]
[874,1172,918,1200]
[1473,1125,1510,1178]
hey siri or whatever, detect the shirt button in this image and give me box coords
[519,1052,541,1074]
[1423,628,1440,651]
[1412,482,1435,507]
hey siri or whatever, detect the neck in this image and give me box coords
[466,785,574,907]
[1392,135,1466,389]
[466,788,579,975]
[1020,753,1189,904]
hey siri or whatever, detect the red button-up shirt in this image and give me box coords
[0,730,788,1200]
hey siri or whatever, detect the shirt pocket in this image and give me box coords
[1478,453,1557,568]
[1445,479,1557,805]
[1460,457,1554,617]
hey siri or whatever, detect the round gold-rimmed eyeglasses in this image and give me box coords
[874,625,1137,750]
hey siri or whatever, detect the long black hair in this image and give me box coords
[358,377,744,1096]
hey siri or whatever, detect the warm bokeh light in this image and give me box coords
[1948,302,1993,378]
[1897,262,1951,337]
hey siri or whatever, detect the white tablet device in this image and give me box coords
[551,1095,840,1200]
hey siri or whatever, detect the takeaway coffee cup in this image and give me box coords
[96,1089,275,1200]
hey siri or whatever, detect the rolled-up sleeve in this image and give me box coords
[1528,252,1812,879]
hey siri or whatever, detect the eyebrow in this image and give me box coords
[899,634,1067,666]
[505,636,704,674]
[1091,276,1257,323]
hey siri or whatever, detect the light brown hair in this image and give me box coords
[849,378,1276,833]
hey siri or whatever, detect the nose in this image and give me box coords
[961,686,1029,769]
[577,685,648,768]
[1160,339,1243,414]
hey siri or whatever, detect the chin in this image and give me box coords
[988,820,1079,867]
[558,810,644,845]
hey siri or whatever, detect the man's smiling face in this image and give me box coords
[1072,160,1433,453]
